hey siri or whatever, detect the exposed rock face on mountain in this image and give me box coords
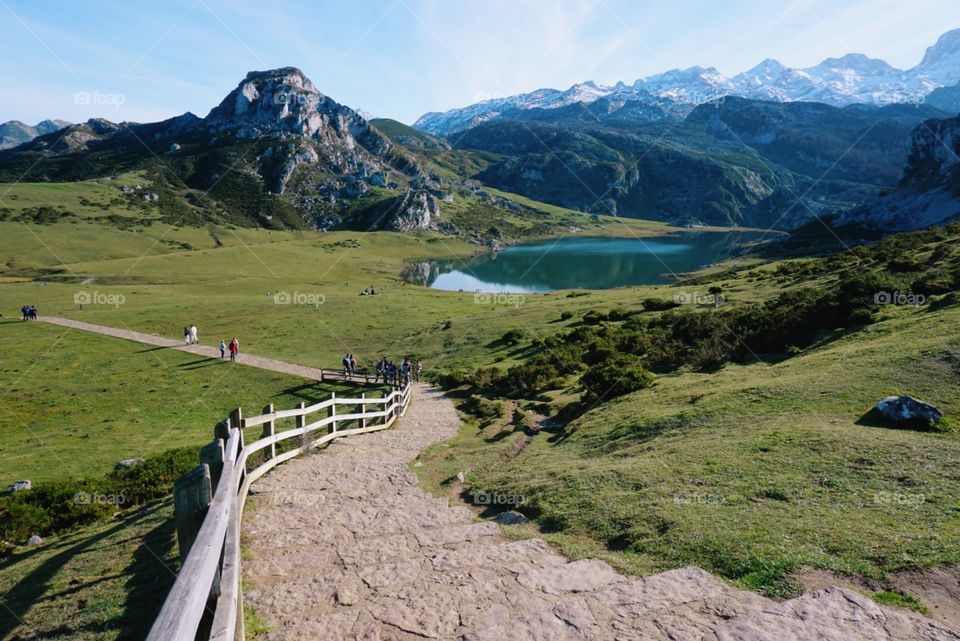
[685,98,949,186]
[383,190,439,231]
[926,81,960,114]
[838,114,960,231]
[445,95,942,229]
[0,119,70,150]
[0,67,445,232]
[414,28,960,135]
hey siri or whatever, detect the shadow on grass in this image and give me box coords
[117,513,178,640]
[0,507,158,637]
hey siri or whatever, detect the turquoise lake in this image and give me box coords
[407,232,768,292]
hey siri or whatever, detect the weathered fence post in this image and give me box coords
[262,403,275,462]
[328,392,337,434]
[230,407,244,450]
[199,438,225,492]
[295,401,305,431]
[215,419,230,442]
[173,464,212,563]
[361,393,367,429]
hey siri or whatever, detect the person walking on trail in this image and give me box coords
[228,337,239,362]
[183,326,191,345]
[387,360,398,386]
[342,353,351,377]
[219,339,226,359]
[189,324,198,345]
[400,358,411,385]
[21,305,29,321]
[28,306,37,321]
[376,357,386,384]
[415,359,423,382]
[349,353,358,375]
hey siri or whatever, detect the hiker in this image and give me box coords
[387,360,397,386]
[229,337,239,362]
[189,324,198,345]
[375,357,387,383]
[342,353,351,377]
[400,359,411,385]
[219,339,226,359]
[183,327,191,345]
[415,360,423,382]
[28,306,37,321]
[349,353,358,374]
[21,305,29,321]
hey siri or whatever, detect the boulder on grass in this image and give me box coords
[875,395,943,429]
[495,511,530,525]
[9,480,31,493]
[114,458,145,471]
[26,535,43,546]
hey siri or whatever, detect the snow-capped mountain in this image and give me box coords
[415,28,960,135]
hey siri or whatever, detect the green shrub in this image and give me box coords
[501,328,528,345]
[560,310,574,320]
[583,310,605,325]
[581,355,654,402]
[642,297,680,312]
[0,447,196,542]
[460,396,504,423]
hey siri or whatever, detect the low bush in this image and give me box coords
[581,355,654,402]
[642,297,680,312]
[0,447,196,542]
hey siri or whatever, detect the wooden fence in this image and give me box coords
[145,382,413,641]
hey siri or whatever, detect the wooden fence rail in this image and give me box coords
[146,382,413,641]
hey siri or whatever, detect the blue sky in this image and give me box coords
[1,0,958,126]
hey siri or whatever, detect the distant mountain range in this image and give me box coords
[1,64,957,236]
[415,28,960,134]
[0,119,70,150]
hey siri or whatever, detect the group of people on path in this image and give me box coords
[182,324,239,361]
[340,353,423,386]
[20,305,38,321]
[375,356,422,386]
[220,337,240,361]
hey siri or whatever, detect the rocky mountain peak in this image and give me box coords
[204,66,381,150]
[918,28,960,67]
[810,53,900,76]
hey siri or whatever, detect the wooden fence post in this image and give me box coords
[328,392,337,434]
[295,401,305,431]
[214,419,229,443]
[199,439,225,492]
[173,464,212,563]
[230,407,244,450]
[262,403,275,461]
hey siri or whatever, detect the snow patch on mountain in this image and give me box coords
[415,28,960,135]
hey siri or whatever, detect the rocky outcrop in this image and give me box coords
[838,115,960,231]
[382,190,439,231]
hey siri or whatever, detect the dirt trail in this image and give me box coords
[242,384,960,641]
[38,316,325,379]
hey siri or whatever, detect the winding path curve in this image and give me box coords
[34,317,960,640]
[241,385,959,641]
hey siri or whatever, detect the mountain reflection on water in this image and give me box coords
[405,232,767,292]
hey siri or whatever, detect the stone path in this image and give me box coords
[38,317,326,379]
[242,384,960,641]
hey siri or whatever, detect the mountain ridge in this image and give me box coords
[414,28,960,135]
